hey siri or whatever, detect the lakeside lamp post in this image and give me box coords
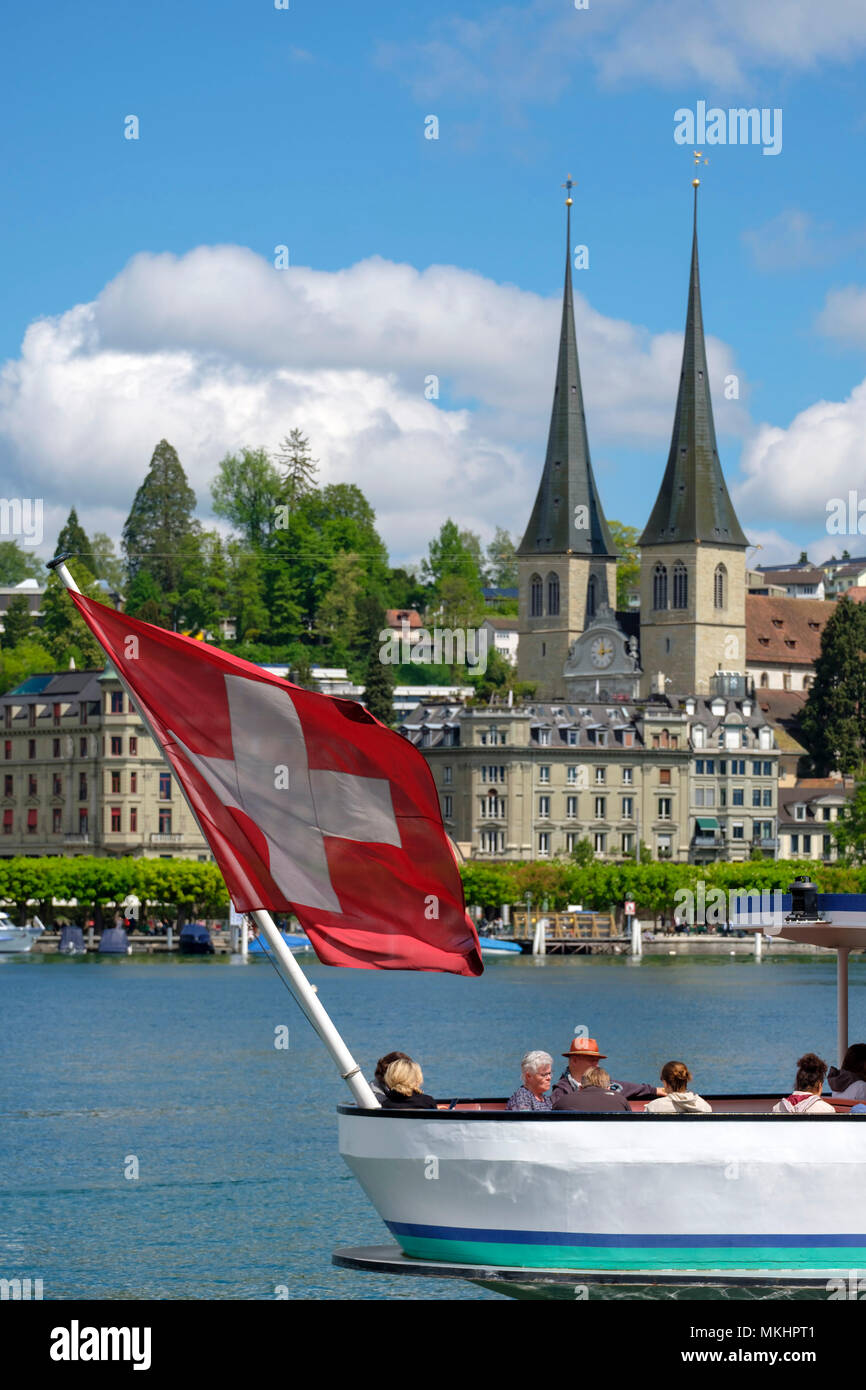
[525,892,532,934]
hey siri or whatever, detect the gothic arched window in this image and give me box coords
[672,561,688,610]
[530,574,543,617]
[653,564,668,610]
[547,572,560,616]
[714,563,727,610]
[586,574,597,620]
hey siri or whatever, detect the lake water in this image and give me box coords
[2,949,862,1301]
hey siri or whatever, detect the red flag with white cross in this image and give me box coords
[71,593,483,976]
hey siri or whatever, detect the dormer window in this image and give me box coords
[795,804,806,821]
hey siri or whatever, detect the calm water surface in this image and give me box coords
[1,949,862,1301]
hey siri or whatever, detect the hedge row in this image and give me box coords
[459,860,866,916]
[0,857,229,920]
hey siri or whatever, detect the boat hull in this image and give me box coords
[0,926,41,954]
[338,1106,866,1276]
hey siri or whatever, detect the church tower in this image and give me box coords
[638,179,748,698]
[517,181,618,700]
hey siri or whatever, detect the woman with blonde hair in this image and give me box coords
[381,1058,436,1109]
[644,1061,712,1113]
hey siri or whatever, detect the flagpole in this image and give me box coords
[47,554,380,1109]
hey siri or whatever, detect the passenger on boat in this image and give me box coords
[506,1051,553,1111]
[370,1051,413,1104]
[552,1067,631,1113]
[381,1059,437,1109]
[551,1037,663,1104]
[643,1061,712,1113]
[827,1043,866,1101]
[772,1053,836,1114]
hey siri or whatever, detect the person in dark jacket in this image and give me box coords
[551,1037,662,1105]
[381,1058,437,1109]
[827,1043,866,1101]
[552,1067,631,1113]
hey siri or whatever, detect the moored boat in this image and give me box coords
[0,910,43,954]
[178,922,215,955]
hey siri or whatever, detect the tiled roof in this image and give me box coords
[384,609,422,629]
[482,616,519,631]
[759,568,824,586]
[842,586,866,603]
[746,595,833,665]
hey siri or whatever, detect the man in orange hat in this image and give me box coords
[551,1037,662,1109]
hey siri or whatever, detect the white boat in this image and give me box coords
[479,937,522,957]
[0,910,43,954]
[336,885,866,1291]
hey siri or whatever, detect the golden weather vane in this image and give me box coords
[561,173,575,206]
[693,149,708,187]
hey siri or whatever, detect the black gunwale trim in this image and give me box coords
[337,1095,854,1120]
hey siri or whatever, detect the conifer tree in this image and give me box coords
[2,593,33,647]
[54,508,96,575]
[801,597,866,774]
[363,636,395,725]
[122,440,199,594]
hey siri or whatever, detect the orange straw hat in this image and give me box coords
[562,1037,607,1060]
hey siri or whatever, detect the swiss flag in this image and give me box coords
[71,593,483,976]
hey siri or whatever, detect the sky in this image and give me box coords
[3,0,866,572]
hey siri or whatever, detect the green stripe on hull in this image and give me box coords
[398,1235,866,1272]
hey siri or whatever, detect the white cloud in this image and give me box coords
[0,243,750,566]
[376,0,866,103]
[735,380,866,541]
[817,285,866,345]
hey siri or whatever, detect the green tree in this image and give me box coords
[484,526,518,588]
[122,440,200,597]
[54,508,96,575]
[0,638,56,695]
[275,429,318,513]
[833,777,866,863]
[422,519,485,600]
[569,837,595,867]
[314,551,364,655]
[39,559,105,668]
[212,447,282,548]
[124,570,165,625]
[90,532,126,592]
[2,593,33,647]
[225,540,268,643]
[363,640,395,724]
[608,520,640,610]
[0,541,43,585]
[801,597,866,774]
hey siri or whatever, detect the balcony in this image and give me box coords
[150,832,182,844]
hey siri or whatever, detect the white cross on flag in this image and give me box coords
[71,593,482,976]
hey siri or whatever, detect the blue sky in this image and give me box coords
[3,0,866,567]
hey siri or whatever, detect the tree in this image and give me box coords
[833,778,866,863]
[124,570,165,625]
[275,429,318,513]
[608,520,640,610]
[54,508,96,575]
[422,519,485,600]
[0,541,43,585]
[122,440,199,594]
[0,638,56,695]
[314,551,364,654]
[363,640,395,724]
[801,597,866,774]
[484,527,518,588]
[2,593,33,647]
[225,540,268,643]
[211,447,282,548]
[90,533,126,592]
[569,837,595,867]
[39,559,106,668]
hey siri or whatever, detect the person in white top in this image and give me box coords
[827,1043,866,1102]
[773,1052,836,1114]
[644,1060,712,1114]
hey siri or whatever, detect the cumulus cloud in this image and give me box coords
[377,0,866,104]
[735,380,866,540]
[0,243,749,566]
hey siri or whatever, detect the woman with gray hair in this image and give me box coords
[506,1050,553,1111]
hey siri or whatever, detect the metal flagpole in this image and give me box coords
[48,554,380,1109]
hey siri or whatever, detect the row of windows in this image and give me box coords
[788,833,834,854]
[478,830,639,855]
[2,807,172,835]
[695,759,774,776]
[3,770,172,799]
[3,736,139,762]
[694,787,774,808]
[534,729,635,748]
[652,563,727,611]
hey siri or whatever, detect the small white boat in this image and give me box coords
[479,937,522,957]
[0,910,43,954]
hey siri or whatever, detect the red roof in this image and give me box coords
[747,595,833,666]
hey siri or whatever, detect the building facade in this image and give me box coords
[1,668,209,860]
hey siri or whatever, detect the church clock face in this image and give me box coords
[590,637,614,668]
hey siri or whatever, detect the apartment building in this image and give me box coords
[1,667,209,860]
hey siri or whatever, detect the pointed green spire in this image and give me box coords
[640,184,748,549]
[518,194,616,560]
